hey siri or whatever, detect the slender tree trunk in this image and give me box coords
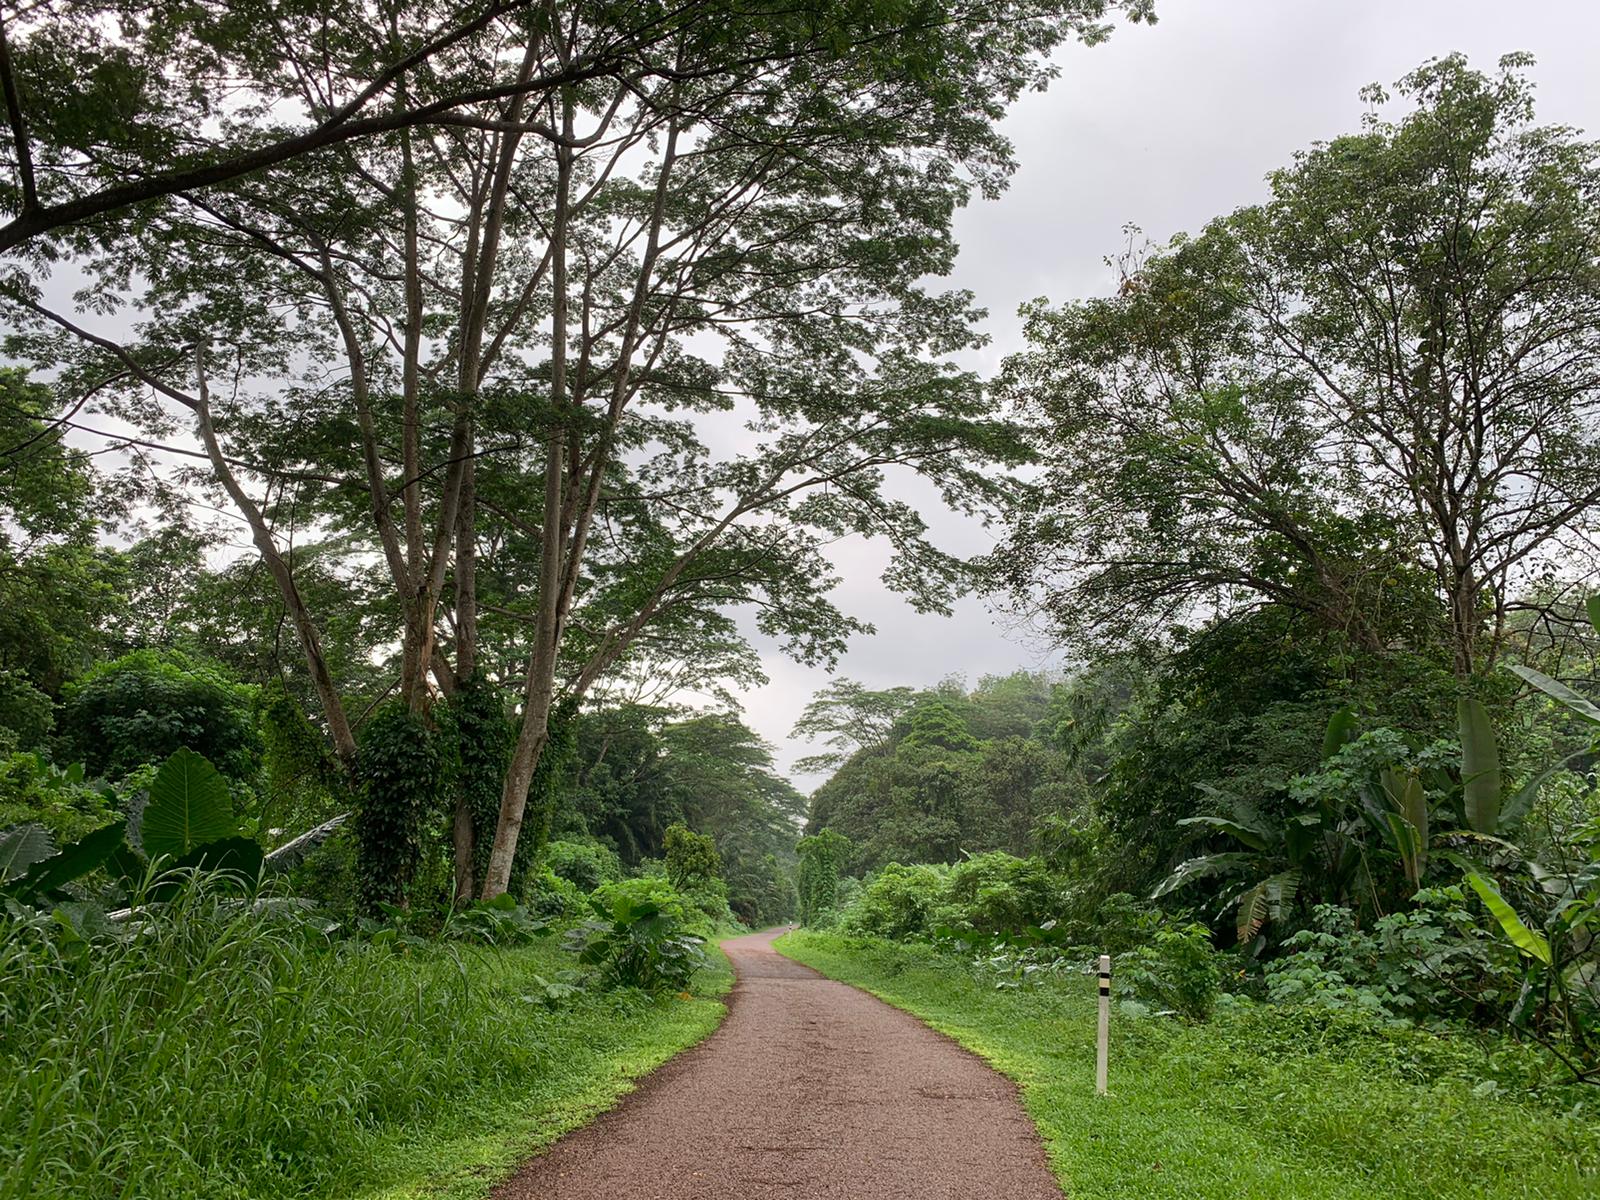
[481,96,574,900]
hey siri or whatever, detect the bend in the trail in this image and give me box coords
[494,927,1062,1199]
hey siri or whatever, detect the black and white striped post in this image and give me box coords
[1095,953,1110,1095]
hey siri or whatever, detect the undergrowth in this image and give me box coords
[0,878,730,1200]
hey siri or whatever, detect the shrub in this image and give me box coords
[522,866,587,919]
[663,823,735,927]
[544,838,622,891]
[0,669,52,752]
[1087,891,1168,956]
[1116,922,1222,1021]
[843,862,949,939]
[934,852,1061,937]
[567,876,707,992]
[0,753,115,843]
[60,649,260,782]
[664,823,720,889]
[1262,898,1511,1023]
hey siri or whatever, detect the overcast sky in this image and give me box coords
[748,0,1600,792]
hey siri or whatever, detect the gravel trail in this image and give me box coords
[492,926,1063,1199]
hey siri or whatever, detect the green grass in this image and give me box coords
[777,931,1600,1200]
[0,881,731,1200]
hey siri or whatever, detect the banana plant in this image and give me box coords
[1153,783,1340,943]
[1446,596,1600,1072]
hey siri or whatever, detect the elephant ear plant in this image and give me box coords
[1,747,333,915]
[565,880,708,995]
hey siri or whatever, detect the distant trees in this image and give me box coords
[558,706,802,925]
[997,55,1600,682]
[802,673,1062,872]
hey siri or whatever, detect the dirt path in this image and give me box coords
[493,927,1062,1200]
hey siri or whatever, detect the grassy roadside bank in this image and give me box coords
[2,903,732,1200]
[353,947,732,1200]
[775,931,1598,1200]
[352,943,733,1200]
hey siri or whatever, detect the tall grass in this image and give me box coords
[0,878,723,1200]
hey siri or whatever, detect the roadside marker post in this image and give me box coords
[1096,953,1110,1096]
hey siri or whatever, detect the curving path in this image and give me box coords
[493,927,1062,1199]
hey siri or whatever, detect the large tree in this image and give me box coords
[997,54,1600,681]
[6,0,1154,900]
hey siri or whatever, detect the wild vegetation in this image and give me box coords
[1,0,1597,1194]
[786,59,1600,1181]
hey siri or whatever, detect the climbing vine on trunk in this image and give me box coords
[353,704,445,911]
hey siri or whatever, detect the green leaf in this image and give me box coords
[1381,770,1428,885]
[1234,870,1300,943]
[1462,870,1550,965]
[1176,815,1270,851]
[141,749,237,863]
[1322,707,1359,759]
[5,822,126,903]
[1151,852,1252,898]
[1499,752,1586,834]
[1509,665,1600,726]
[174,837,263,879]
[1458,697,1502,834]
[0,823,55,882]
[1587,596,1600,638]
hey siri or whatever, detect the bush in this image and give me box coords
[1116,922,1222,1022]
[544,838,622,891]
[567,876,707,993]
[60,649,260,782]
[0,669,52,752]
[843,862,949,939]
[522,865,588,919]
[1086,892,1168,956]
[664,823,720,889]
[934,852,1061,938]
[1262,898,1510,1023]
[0,753,115,842]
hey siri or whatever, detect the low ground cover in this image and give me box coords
[776,931,1599,1200]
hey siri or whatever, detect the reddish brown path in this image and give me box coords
[493,927,1063,1200]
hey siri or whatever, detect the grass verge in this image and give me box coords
[776,930,1599,1200]
[351,943,732,1200]
[1,883,731,1200]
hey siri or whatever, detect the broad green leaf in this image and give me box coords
[1458,697,1502,834]
[1234,871,1299,942]
[1381,770,1428,884]
[5,823,126,903]
[0,823,55,882]
[141,749,237,863]
[1462,870,1551,965]
[1322,707,1359,759]
[1151,852,1252,899]
[175,837,264,879]
[1176,815,1270,850]
[1587,596,1600,638]
[1509,665,1600,726]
